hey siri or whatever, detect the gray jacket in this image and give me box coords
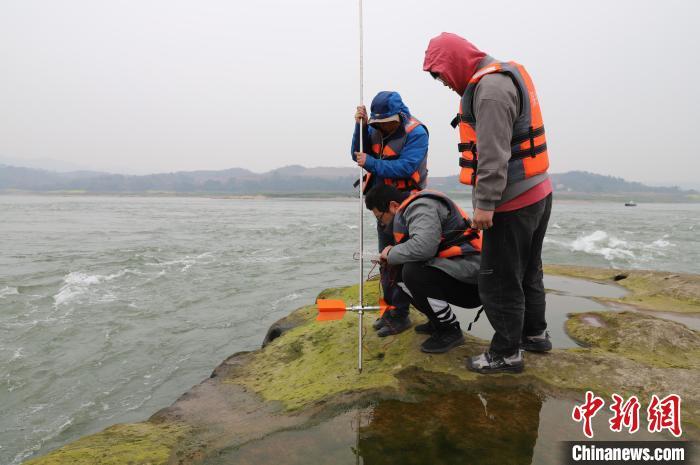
[469,56,549,211]
[386,197,480,284]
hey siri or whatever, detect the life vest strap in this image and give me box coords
[353,172,372,191]
[459,157,477,169]
[511,125,545,146]
[467,306,484,331]
[457,142,477,153]
[511,142,548,160]
[459,140,547,164]
[451,113,476,129]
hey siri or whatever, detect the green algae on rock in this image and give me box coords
[21,272,700,464]
[225,281,700,434]
[23,422,190,465]
[566,311,700,369]
[545,264,700,313]
[226,280,485,411]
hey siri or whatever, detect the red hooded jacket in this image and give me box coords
[423,33,486,96]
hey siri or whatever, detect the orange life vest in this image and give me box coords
[361,116,428,193]
[451,61,549,186]
[392,190,482,258]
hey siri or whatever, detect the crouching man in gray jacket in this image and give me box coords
[365,184,482,353]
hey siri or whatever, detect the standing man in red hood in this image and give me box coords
[424,32,553,374]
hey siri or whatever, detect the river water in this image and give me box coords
[1,195,698,464]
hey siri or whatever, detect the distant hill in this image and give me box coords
[430,171,698,199]
[1,164,697,201]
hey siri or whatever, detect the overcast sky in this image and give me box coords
[0,0,697,185]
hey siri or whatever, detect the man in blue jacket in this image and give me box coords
[351,91,429,336]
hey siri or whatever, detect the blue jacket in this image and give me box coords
[351,91,429,189]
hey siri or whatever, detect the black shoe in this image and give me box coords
[420,326,465,353]
[414,321,437,335]
[467,350,524,374]
[521,331,552,353]
[372,317,386,331]
[376,314,411,337]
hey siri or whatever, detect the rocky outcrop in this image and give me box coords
[24,267,700,464]
[544,264,700,313]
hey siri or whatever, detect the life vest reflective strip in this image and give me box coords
[452,61,549,186]
[363,115,428,193]
[392,190,482,257]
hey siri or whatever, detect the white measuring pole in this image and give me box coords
[357,0,365,373]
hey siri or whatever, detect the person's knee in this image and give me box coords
[401,262,422,288]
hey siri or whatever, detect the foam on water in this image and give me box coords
[271,292,302,310]
[12,347,24,360]
[52,267,162,307]
[546,229,677,266]
[570,230,635,260]
[0,286,19,298]
[53,272,104,306]
[651,234,673,248]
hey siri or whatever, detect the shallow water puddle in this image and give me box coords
[453,274,627,349]
[544,275,700,331]
[544,275,628,299]
[208,386,669,465]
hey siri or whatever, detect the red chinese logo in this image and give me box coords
[609,394,640,433]
[647,394,682,437]
[572,390,605,438]
[572,392,683,438]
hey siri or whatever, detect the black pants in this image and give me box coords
[399,262,481,330]
[378,221,411,318]
[479,194,552,357]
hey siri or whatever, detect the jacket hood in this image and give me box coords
[370,91,411,121]
[423,32,486,96]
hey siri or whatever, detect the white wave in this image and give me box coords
[565,230,637,261]
[146,252,214,272]
[53,271,123,306]
[54,272,100,306]
[239,253,292,264]
[12,415,74,465]
[180,262,194,273]
[607,237,629,248]
[0,286,19,298]
[147,258,193,267]
[12,347,24,360]
[650,234,673,248]
[271,292,302,309]
[551,223,561,229]
[547,229,678,264]
[28,403,48,414]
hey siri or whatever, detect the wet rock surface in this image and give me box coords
[24,267,700,464]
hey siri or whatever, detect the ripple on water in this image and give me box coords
[0,286,19,298]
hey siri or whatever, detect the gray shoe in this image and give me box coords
[467,350,524,374]
[521,331,552,352]
[372,317,386,331]
[376,314,411,337]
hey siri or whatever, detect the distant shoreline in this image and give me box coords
[2,190,699,203]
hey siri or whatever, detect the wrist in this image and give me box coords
[475,200,496,211]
